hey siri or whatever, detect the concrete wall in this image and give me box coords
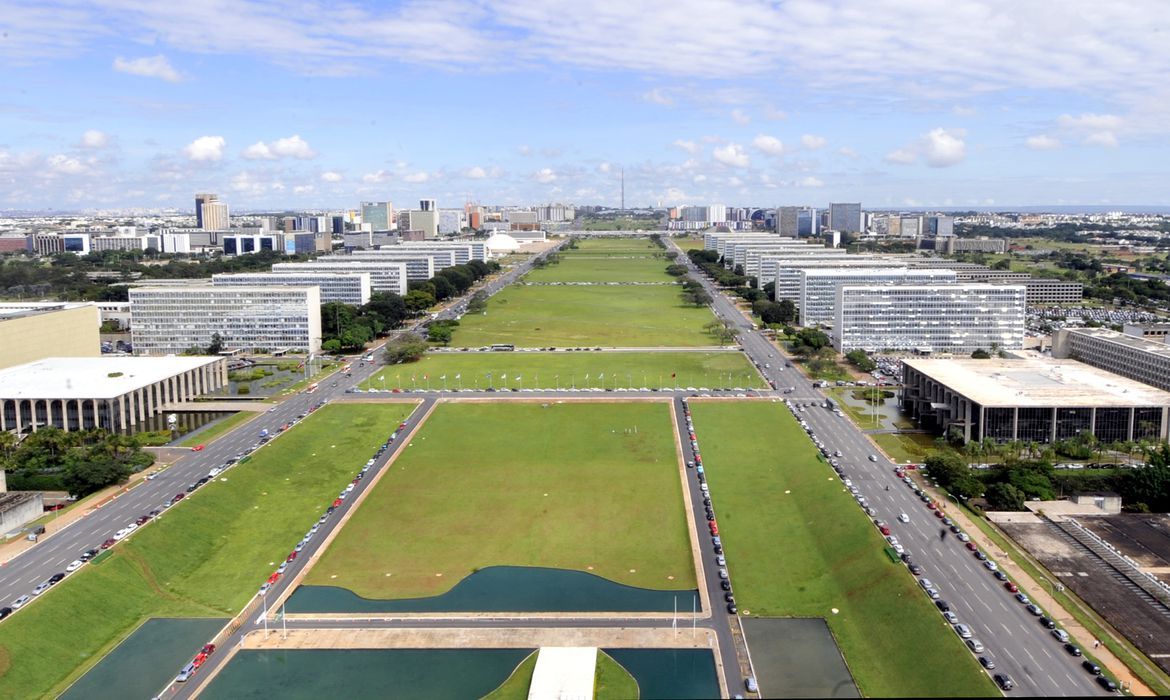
[0,493,43,533]
[0,305,100,370]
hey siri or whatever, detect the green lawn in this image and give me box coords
[451,285,717,347]
[871,432,939,464]
[177,411,258,447]
[672,237,705,251]
[362,352,764,391]
[525,256,671,283]
[689,402,996,698]
[595,652,639,700]
[306,402,695,598]
[566,238,662,255]
[0,403,417,700]
[481,651,538,700]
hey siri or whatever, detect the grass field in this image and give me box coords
[689,401,996,697]
[566,238,662,255]
[451,284,716,348]
[871,432,938,464]
[672,237,705,251]
[595,652,639,700]
[362,352,764,391]
[0,403,416,700]
[525,256,670,283]
[177,411,257,447]
[482,652,538,700]
[305,402,695,598]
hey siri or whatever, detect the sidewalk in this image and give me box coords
[916,478,1154,696]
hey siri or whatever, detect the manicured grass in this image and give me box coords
[481,651,538,700]
[451,285,717,348]
[596,651,639,700]
[672,237,705,251]
[525,256,671,283]
[362,352,764,391]
[0,403,417,700]
[177,411,257,447]
[871,432,938,464]
[306,402,695,598]
[689,401,996,698]
[566,238,661,255]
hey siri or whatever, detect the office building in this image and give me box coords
[222,233,282,256]
[901,357,1170,444]
[212,272,372,306]
[1018,278,1083,305]
[0,302,100,370]
[798,267,957,326]
[1123,323,1170,344]
[937,237,1008,254]
[834,284,1026,354]
[345,251,439,281]
[271,260,408,295]
[1053,327,1170,393]
[923,215,955,237]
[828,202,862,233]
[200,200,230,231]
[771,256,893,302]
[360,201,394,231]
[0,356,227,435]
[194,193,217,228]
[129,286,322,355]
[777,206,800,236]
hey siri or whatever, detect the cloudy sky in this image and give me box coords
[1,0,1167,211]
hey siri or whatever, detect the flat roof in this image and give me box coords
[904,357,1170,407]
[0,302,92,320]
[1070,327,1170,360]
[0,356,222,400]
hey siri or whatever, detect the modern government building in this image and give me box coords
[1053,327,1170,393]
[0,302,100,370]
[901,357,1170,444]
[211,271,372,306]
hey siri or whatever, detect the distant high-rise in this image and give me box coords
[194,193,218,228]
[778,206,800,236]
[828,202,862,233]
[419,199,436,212]
[200,200,229,231]
[360,201,394,231]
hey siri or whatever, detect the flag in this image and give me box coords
[455,373,461,379]
[423,374,428,380]
[585,373,590,380]
[501,374,507,380]
[515,375,521,381]
[599,373,604,379]
[440,375,446,380]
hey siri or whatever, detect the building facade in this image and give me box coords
[130,286,322,355]
[1053,327,1170,393]
[0,303,100,370]
[360,201,394,231]
[798,268,957,326]
[828,202,862,233]
[200,201,229,231]
[270,261,408,295]
[833,284,1025,354]
[212,271,372,306]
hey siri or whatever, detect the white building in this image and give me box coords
[200,200,230,231]
[834,283,1026,354]
[129,286,322,355]
[212,271,372,306]
[271,260,408,295]
[799,267,957,327]
[344,251,439,281]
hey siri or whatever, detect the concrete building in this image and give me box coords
[938,237,1007,254]
[834,284,1026,354]
[200,200,229,231]
[1053,327,1170,393]
[1123,323,1170,344]
[771,255,889,301]
[194,193,217,228]
[360,201,394,231]
[777,206,800,236]
[0,493,44,534]
[828,202,862,233]
[901,357,1170,444]
[222,233,282,256]
[212,271,372,306]
[0,356,227,435]
[271,260,408,295]
[129,286,322,355]
[799,268,957,327]
[0,302,100,370]
[1018,278,1083,305]
[344,251,438,281]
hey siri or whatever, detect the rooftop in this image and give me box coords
[1071,327,1170,360]
[0,356,222,400]
[904,357,1170,407]
[0,302,93,321]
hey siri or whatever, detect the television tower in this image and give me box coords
[620,168,625,211]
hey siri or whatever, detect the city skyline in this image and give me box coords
[1,1,1168,210]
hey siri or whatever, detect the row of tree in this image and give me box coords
[0,427,154,497]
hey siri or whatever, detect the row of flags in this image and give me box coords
[387,371,681,382]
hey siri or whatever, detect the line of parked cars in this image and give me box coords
[680,398,737,616]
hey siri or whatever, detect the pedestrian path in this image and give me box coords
[528,647,597,700]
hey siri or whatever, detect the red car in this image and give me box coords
[100,538,116,549]
[192,652,208,669]
[398,422,407,431]
[201,644,217,655]
[709,522,719,536]
[934,510,945,519]
[1004,581,1018,593]
[332,498,343,508]
[191,444,205,452]
[267,572,280,584]
[287,551,298,562]
[966,542,979,551]
[879,524,890,536]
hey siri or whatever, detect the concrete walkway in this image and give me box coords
[243,626,717,650]
[528,647,596,700]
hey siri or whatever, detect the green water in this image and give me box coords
[201,649,534,700]
[59,617,227,700]
[605,648,720,699]
[287,566,699,613]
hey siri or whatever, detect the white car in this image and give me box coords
[898,513,910,523]
[11,595,30,609]
[65,560,83,572]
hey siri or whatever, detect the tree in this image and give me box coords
[845,349,877,372]
[703,320,738,346]
[970,348,992,359]
[207,332,224,355]
[427,324,453,345]
[430,275,456,301]
[403,289,436,314]
[665,264,688,276]
[466,291,489,313]
[363,292,407,332]
[682,288,712,307]
[383,335,429,364]
[985,482,1026,511]
[924,451,968,490]
[61,453,132,497]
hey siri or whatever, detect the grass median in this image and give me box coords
[176,411,257,447]
[305,402,695,598]
[690,401,996,697]
[362,351,764,391]
[525,256,671,283]
[0,402,417,699]
[451,284,717,348]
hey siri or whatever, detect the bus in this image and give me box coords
[489,344,515,352]
[306,383,319,394]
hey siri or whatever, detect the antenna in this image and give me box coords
[621,168,625,211]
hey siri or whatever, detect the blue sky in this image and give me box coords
[1,0,1167,211]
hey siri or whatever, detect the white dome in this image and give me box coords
[485,232,520,252]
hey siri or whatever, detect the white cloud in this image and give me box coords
[1057,113,1123,131]
[598,162,611,173]
[796,176,824,187]
[112,55,181,82]
[182,135,226,162]
[1085,131,1119,147]
[403,171,429,183]
[730,109,751,125]
[534,167,557,183]
[713,143,750,167]
[362,170,390,183]
[642,88,675,106]
[672,139,699,154]
[801,134,827,149]
[80,130,109,149]
[763,106,787,121]
[46,154,87,175]
[294,184,315,195]
[837,146,859,158]
[885,128,966,167]
[464,166,487,179]
[751,134,785,157]
[693,174,707,183]
[1025,134,1062,150]
[242,134,316,160]
[517,145,533,157]
[320,170,343,182]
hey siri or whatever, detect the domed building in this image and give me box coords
[484,232,521,256]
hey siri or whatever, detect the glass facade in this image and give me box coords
[1094,407,1131,444]
[1135,407,1164,441]
[1055,407,1092,441]
[1016,408,1053,444]
[984,407,1015,441]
